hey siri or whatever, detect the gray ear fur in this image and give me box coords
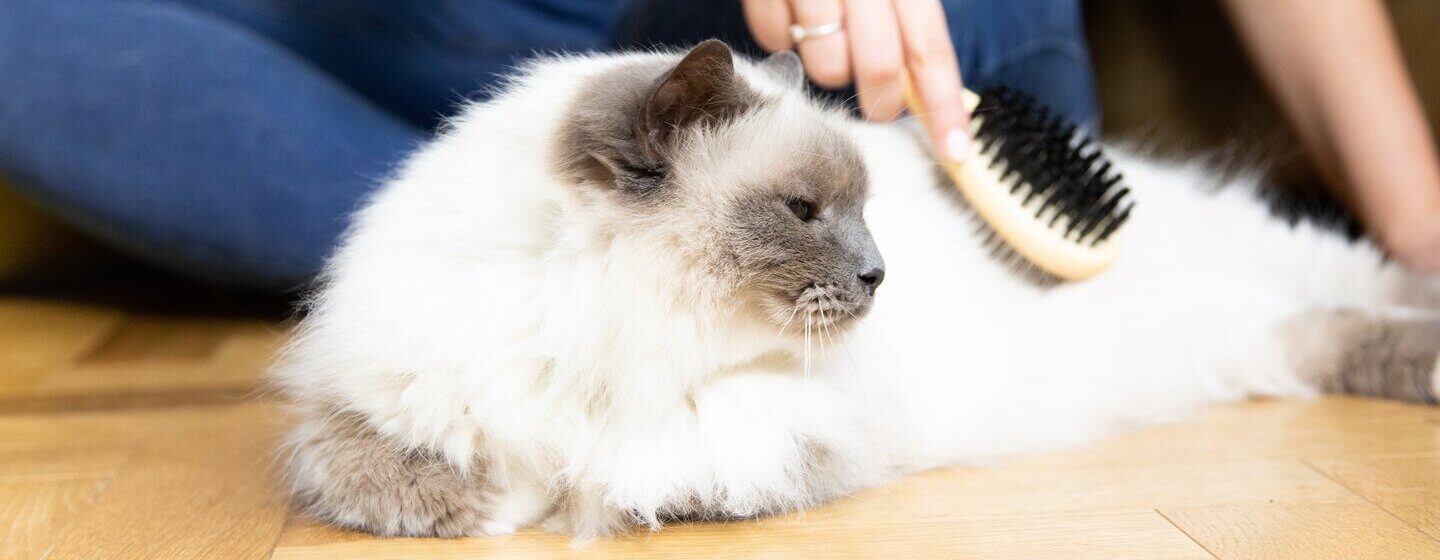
[760,51,805,89]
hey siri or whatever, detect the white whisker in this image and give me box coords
[806,309,817,380]
[817,304,829,356]
[819,300,837,353]
[777,302,802,338]
[824,294,865,377]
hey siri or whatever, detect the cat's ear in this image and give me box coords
[760,51,805,89]
[635,40,744,162]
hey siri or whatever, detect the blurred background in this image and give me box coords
[0,0,1436,298]
[1089,0,1440,232]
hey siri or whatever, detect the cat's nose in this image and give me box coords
[857,267,885,294]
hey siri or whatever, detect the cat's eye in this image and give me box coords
[786,198,816,222]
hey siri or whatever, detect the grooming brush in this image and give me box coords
[904,83,1134,282]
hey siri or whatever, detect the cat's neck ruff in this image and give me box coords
[446,53,804,408]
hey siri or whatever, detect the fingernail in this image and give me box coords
[945,129,970,162]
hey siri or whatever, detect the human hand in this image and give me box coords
[742,0,972,161]
[1219,0,1440,273]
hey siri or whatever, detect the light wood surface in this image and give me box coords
[0,295,1437,559]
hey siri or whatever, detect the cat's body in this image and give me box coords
[274,42,1440,539]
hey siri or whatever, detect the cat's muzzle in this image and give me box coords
[795,284,871,328]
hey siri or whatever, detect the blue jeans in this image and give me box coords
[0,0,1098,290]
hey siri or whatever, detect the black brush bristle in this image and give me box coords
[972,86,1134,247]
[964,210,1059,286]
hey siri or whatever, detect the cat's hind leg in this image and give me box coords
[1282,309,1440,404]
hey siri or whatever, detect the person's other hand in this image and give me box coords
[742,0,971,161]
[1374,201,1440,272]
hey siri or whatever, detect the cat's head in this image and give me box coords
[554,40,884,337]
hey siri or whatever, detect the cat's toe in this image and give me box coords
[424,497,492,538]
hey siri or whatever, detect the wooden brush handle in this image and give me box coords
[899,75,982,120]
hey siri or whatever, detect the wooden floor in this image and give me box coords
[3,291,1439,559]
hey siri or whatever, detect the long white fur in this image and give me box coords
[274,51,1420,537]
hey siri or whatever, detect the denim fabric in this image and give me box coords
[0,0,1097,290]
[946,0,1100,131]
[175,0,628,128]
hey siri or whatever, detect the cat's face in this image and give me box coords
[705,125,883,333]
[555,41,884,335]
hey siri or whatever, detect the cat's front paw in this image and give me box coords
[556,373,880,535]
[283,410,500,537]
[685,374,880,520]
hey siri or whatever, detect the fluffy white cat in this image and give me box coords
[273,41,1440,539]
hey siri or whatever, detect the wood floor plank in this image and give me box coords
[794,458,1360,521]
[38,406,289,560]
[1162,502,1440,559]
[31,320,278,399]
[0,300,121,395]
[0,447,132,482]
[31,359,264,397]
[0,300,123,370]
[0,288,1436,559]
[273,510,1211,560]
[80,316,254,364]
[1023,398,1440,467]
[268,458,1347,559]
[0,401,278,453]
[1309,455,1440,541]
[0,478,113,560]
[0,386,263,415]
[0,368,48,403]
[0,320,282,413]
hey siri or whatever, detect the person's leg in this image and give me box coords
[611,1,765,58]
[610,0,1100,130]
[0,0,424,289]
[947,0,1101,130]
[174,0,629,129]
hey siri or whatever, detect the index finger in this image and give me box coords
[894,0,971,162]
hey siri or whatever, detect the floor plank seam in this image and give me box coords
[1153,508,1221,560]
[260,506,294,560]
[1299,459,1440,546]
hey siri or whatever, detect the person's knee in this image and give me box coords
[941,0,1098,128]
[942,0,1088,66]
[942,0,1086,40]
